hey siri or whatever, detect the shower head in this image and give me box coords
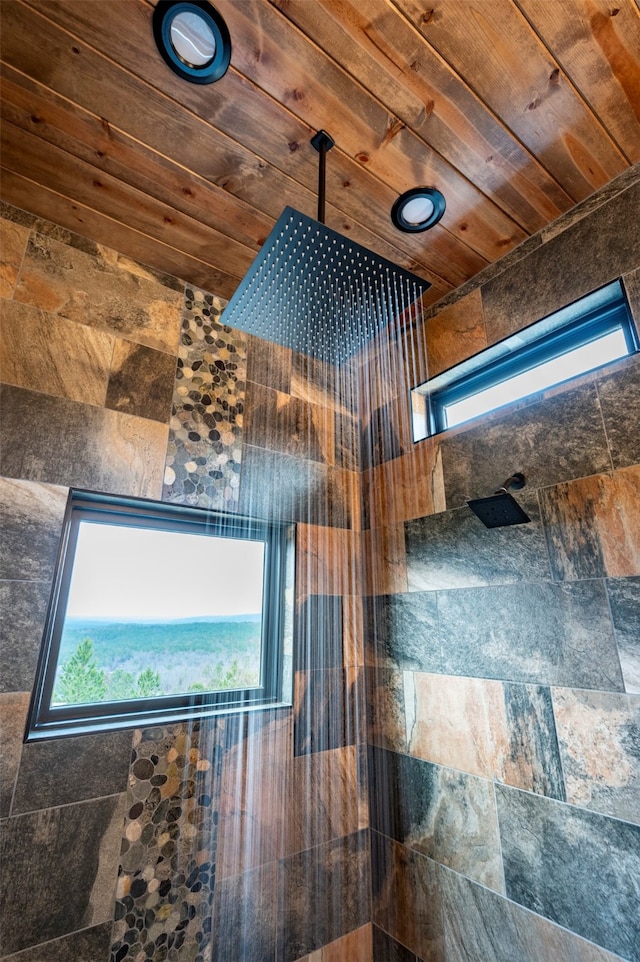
[466,471,531,527]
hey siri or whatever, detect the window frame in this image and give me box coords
[27,489,293,741]
[412,279,638,440]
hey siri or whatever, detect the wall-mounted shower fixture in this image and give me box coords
[222,132,431,365]
[466,472,531,528]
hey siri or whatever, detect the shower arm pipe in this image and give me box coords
[310,130,335,225]
[495,472,526,494]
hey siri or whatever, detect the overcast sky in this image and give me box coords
[65,521,265,621]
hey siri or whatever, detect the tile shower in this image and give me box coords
[0,165,638,962]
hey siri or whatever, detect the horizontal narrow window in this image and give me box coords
[412,280,638,440]
[27,490,294,740]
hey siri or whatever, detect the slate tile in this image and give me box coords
[368,745,503,891]
[363,439,443,529]
[105,339,177,422]
[622,266,640,335]
[0,216,31,298]
[409,675,564,798]
[295,595,344,671]
[371,831,444,962]
[597,352,640,468]
[0,300,112,405]
[0,921,114,962]
[424,288,487,379]
[362,400,405,469]
[372,925,417,962]
[441,865,625,962]
[540,468,640,580]
[362,524,408,597]
[277,830,370,962]
[0,579,51,693]
[295,524,361,600]
[363,593,440,673]
[0,479,67,582]
[246,333,292,394]
[14,230,183,353]
[366,666,409,754]
[12,729,133,814]
[0,692,29,817]
[436,581,623,690]
[481,180,640,344]
[334,410,360,471]
[0,794,126,956]
[316,924,373,962]
[210,861,277,962]
[0,384,167,497]
[294,667,362,756]
[552,687,640,824]
[244,381,334,465]
[440,383,612,508]
[290,351,345,412]
[496,783,640,961]
[607,576,640,693]
[238,444,356,529]
[405,493,550,591]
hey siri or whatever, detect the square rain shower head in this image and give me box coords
[222,207,430,366]
[467,493,532,528]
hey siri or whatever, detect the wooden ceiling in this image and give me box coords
[1,0,639,309]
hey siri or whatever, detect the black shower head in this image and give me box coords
[467,492,531,528]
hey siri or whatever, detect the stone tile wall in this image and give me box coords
[362,168,640,962]
[0,202,369,962]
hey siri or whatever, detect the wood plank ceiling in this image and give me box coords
[1,0,639,309]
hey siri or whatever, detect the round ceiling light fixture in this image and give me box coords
[391,187,446,232]
[153,0,231,84]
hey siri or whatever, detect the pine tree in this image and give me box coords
[55,637,107,705]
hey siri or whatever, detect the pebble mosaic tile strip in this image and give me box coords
[163,287,246,511]
[110,723,220,962]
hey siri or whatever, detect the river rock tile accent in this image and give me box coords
[105,339,177,423]
[597,354,640,468]
[364,593,440,673]
[0,579,51,693]
[110,721,220,962]
[441,866,625,962]
[607,577,640,693]
[552,688,640,824]
[0,794,126,956]
[0,299,113,406]
[369,746,503,891]
[14,230,183,353]
[440,383,612,509]
[1,921,114,962]
[210,861,276,962]
[162,286,245,512]
[372,925,418,962]
[409,675,564,798]
[496,784,640,961]
[371,831,444,962]
[12,730,132,814]
[539,468,640,581]
[277,830,370,962]
[436,580,624,690]
[481,180,640,344]
[0,214,30,297]
[404,493,549,591]
[0,478,67,582]
[0,384,167,498]
[0,692,29,817]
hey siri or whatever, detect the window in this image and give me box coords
[27,490,293,740]
[412,279,638,440]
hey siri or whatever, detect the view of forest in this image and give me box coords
[52,616,263,705]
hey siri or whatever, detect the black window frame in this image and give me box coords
[26,489,293,741]
[412,279,638,440]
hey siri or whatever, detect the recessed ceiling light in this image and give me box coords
[391,187,446,232]
[153,0,231,84]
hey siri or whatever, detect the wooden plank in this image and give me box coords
[393,0,627,200]
[269,0,573,232]
[3,1,471,289]
[0,169,242,298]
[516,0,640,163]
[0,118,256,278]
[25,0,527,262]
